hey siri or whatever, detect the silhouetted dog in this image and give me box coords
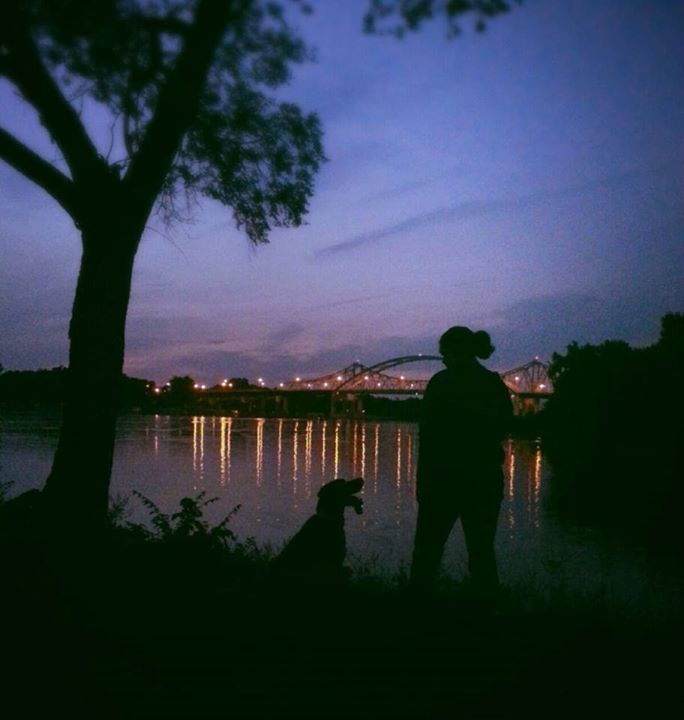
[271,478,364,584]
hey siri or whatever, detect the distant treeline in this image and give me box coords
[0,367,153,410]
[539,312,683,556]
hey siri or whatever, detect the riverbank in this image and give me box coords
[2,491,681,719]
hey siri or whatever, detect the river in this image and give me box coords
[0,412,673,610]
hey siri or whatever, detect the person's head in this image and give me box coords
[439,326,495,364]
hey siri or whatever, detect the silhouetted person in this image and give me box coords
[410,327,513,593]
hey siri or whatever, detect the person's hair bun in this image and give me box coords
[439,326,495,359]
[472,330,495,359]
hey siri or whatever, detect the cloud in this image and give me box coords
[315,167,668,258]
[123,331,445,384]
[259,323,307,352]
[489,290,677,369]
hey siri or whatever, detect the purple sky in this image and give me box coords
[1,0,683,385]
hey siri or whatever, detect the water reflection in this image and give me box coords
[2,413,678,609]
[255,418,264,487]
[0,412,548,578]
[186,417,546,534]
[276,418,283,486]
[192,416,206,486]
[320,420,327,477]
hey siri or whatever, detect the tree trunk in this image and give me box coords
[42,222,139,535]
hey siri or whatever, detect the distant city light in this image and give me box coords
[400,375,405,380]
[364,376,369,380]
[514,376,520,382]
[154,388,160,393]
[295,377,301,382]
[193,383,199,389]
[323,382,328,387]
[279,382,284,388]
[200,384,206,390]
[336,376,343,381]
[228,382,233,388]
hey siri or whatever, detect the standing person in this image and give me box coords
[410,326,513,592]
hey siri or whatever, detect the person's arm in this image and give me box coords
[416,375,440,502]
[495,375,514,440]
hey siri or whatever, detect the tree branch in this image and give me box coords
[4,27,104,186]
[0,126,80,219]
[123,0,235,227]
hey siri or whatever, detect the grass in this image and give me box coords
[1,489,681,719]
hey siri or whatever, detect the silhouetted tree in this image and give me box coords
[0,1,512,532]
[168,375,196,403]
[227,377,251,389]
[0,1,324,530]
[0,367,68,406]
[119,374,155,408]
[542,314,684,556]
[364,0,514,36]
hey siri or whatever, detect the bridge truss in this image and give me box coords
[280,356,552,398]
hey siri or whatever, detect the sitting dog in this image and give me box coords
[271,478,364,584]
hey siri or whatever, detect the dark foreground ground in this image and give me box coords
[1,501,681,720]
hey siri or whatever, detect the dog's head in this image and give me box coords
[316,478,364,515]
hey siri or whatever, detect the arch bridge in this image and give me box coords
[280,355,553,413]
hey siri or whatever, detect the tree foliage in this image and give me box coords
[364,0,516,37]
[0,0,325,243]
[541,314,684,553]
